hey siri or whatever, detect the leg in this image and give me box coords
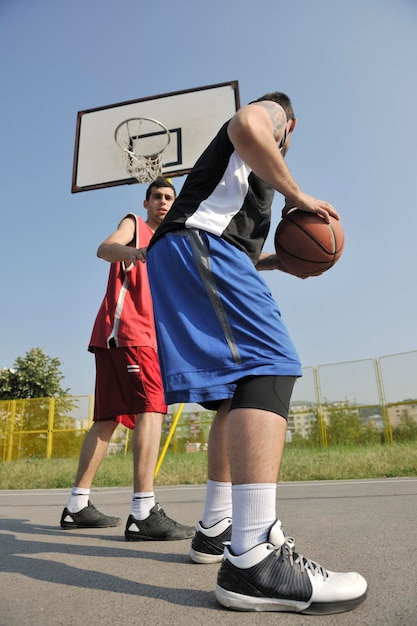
[132,411,163,493]
[189,401,233,563]
[124,410,194,541]
[215,385,368,614]
[227,407,286,484]
[74,419,117,487]
[227,408,286,554]
[207,400,231,482]
[225,375,294,553]
[60,420,121,529]
[128,412,162,521]
[190,401,288,564]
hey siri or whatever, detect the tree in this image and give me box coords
[393,415,417,442]
[0,348,77,459]
[325,402,364,446]
[305,408,323,447]
[0,347,70,400]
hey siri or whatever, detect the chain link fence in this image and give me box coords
[1,351,416,461]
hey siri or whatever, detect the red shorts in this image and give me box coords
[93,346,167,430]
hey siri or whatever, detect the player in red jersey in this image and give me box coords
[60,177,193,541]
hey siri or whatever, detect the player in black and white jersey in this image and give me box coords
[145,93,367,615]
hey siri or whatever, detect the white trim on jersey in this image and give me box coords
[107,275,130,347]
[184,152,251,236]
[106,212,139,349]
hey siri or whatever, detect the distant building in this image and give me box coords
[288,402,317,438]
[387,402,417,427]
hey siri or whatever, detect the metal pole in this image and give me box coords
[154,403,184,478]
[374,357,393,444]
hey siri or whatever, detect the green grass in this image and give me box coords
[1,441,416,490]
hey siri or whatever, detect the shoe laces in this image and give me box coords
[270,536,329,580]
[156,507,178,526]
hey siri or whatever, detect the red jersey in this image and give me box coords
[89,215,157,351]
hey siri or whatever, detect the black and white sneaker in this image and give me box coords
[60,501,121,528]
[125,503,194,541]
[215,520,367,614]
[189,518,232,564]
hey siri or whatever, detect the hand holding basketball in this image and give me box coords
[282,193,339,223]
[274,209,345,278]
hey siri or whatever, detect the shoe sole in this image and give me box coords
[215,585,368,614]
[61,520,121,529]
[189,547,224,564]
[125,532,194,542]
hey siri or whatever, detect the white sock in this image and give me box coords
[131,492,155,520]
[67,487,90,513]
[201,479,232,528]
[231,483,277,555]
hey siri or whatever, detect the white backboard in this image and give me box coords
[71,81,240,192]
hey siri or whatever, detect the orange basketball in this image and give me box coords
[274,209,345,277]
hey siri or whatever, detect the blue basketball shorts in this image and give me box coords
[146,229,302,406]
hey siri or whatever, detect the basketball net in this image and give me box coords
[114,117,171,184]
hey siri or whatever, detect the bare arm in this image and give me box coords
[97,216,143,266]
[255,252,308,279]
[256,252,285,271]
[255,252,295,273]
[227,102,338,222]
[228,103,300,199]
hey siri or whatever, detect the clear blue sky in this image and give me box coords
[1,0,416,397]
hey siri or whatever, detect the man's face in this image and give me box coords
[144,186,176,227]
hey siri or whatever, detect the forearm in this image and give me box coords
[241,139,300,202]
[97,242,134,265]
[256,253,290,273]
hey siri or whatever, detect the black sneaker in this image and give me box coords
[60,501,121,529]
[215,520,367,614]
[189,518,232,564]
[124,503,195,541]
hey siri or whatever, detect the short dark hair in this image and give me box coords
[145,176,176,201]
[250,92,295,121]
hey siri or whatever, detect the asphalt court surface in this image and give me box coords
[1,478,416,626]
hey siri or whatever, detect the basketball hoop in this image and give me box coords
[114,117,171,184]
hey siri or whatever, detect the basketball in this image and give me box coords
[274,209,345,277]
